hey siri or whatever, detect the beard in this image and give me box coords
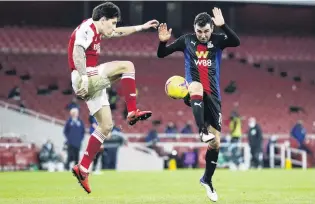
[198,37,210,43]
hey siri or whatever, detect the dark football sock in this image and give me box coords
[204,148,219,184]
[190,94,204,132]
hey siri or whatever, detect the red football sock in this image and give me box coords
[80,130,106,172]
[121,73,137,113]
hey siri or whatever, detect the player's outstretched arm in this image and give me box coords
[157,23,185,58]
[220,24,240,48]
[211,7,240,49]
[103,20,159,38]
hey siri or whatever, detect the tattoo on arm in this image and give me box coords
[116,32,124,36]
[111,32,126,37]
[73,45,87,76]
[102,32,127,39]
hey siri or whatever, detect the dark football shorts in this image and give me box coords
[203,93,222,132]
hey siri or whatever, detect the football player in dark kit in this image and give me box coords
[157,7,240,202]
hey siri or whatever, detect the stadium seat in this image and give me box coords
[15,150,38,170]
[0,151,16,170]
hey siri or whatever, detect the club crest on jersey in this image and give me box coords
[207,41,214,48]
[93,43,101,54]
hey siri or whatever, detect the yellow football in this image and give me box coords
[165,76,189,99]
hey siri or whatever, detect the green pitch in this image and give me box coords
[0,169,314,204]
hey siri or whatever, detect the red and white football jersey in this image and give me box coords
[68,18,102,71]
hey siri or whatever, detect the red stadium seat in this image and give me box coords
[0,146,8,152]
[9,146,22,153]
[0,151,16,170]
[15,150,38,170]
[7,137,22,143]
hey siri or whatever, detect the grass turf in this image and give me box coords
[0,169,314,204]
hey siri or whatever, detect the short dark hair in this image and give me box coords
[92,2,121,21]
[194,12,212,27]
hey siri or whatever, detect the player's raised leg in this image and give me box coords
[98,61,152,125]
[200,126,220,202]
[72,106,113,194]
[188,82,214,142]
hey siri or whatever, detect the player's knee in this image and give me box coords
[188,82,203,95]
[120,61,135,73]
[208,129,220,150]
[98,122,113,137]
[209,137,220,150]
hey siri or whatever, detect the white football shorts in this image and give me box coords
[71,66,111,115]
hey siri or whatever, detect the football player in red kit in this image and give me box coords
[68,2,159,194]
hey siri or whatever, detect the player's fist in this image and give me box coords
[76,75,89,98]
[211,7,225,27]
[142,19,159,30]
[158,23,172,42]
[99,144,105,152]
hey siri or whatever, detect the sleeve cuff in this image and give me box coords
[220,24,228,30]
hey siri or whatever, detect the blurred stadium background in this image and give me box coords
[0,1,315,203]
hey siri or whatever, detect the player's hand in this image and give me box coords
[158,23,172,42]
[211,7,225,27]
[76,75,88,98]
[99,144,105,152]
[142,19,159,30]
